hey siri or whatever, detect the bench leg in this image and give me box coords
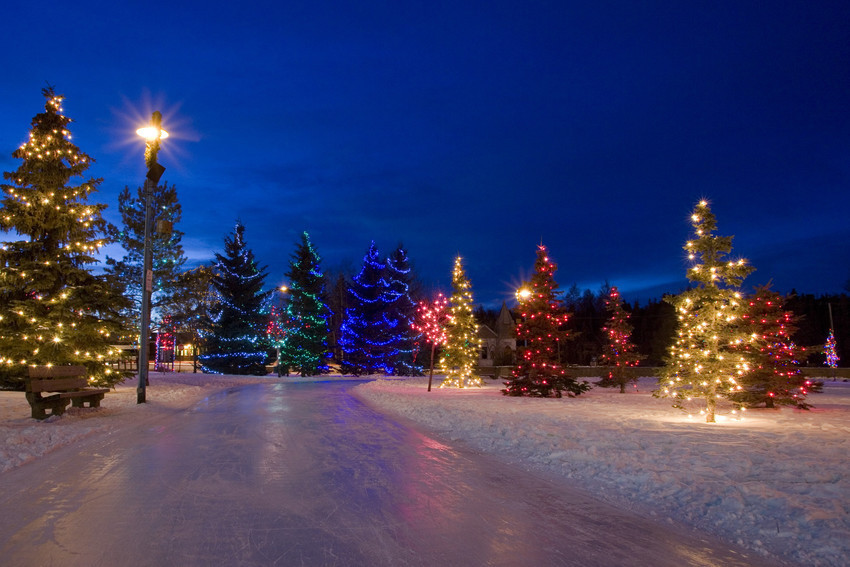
[71,394,105,409]
[31,399,71,420]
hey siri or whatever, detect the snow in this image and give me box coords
[1,371,848,567]
[353,376,850,567]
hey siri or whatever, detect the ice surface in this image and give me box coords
[0,377,785,566]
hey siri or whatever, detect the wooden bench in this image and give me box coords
[26,366,110,420]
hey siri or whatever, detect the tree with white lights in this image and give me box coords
[441,256,481,388]
[0,87,130,388]
[656,200,754,422]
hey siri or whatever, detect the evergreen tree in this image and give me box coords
[339,242,391,375]
[383,244,421,375]
[105,182,187,324]
[503,245,589,397]
[825,329,839,368]
[278,232,331,376]
[0,87,130,388]
[199,222,272,375]
[441,256,482,388]
[732,285,814,408]
[598,286,644,393]
[165,265,214,372]
[656,200,755,422]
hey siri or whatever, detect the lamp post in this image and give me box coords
[136,112,168,404]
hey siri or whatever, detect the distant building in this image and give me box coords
[479,302,517,366]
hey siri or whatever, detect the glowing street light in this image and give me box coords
[136,112,167,404]
[516,287,532,302]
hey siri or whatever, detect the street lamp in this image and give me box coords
[136,112,167,404]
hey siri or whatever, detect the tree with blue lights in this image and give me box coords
[0,87,130,388]
[278,232,331,376]
[200,222,272,375]
[502,245,589,397]
[339,242,391,375]
[383,244,422,375]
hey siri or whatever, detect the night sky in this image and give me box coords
[2,1,848,307]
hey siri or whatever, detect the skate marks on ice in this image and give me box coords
[0,381,782,566]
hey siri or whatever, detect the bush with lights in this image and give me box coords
[598,285,644,393]
[277,232,331,376]
[656,200,754,422]
[441,256,482,388]
[0,87,131,388]
[503,245,589,397]
[199,222,272,375]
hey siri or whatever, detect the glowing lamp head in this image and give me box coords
[516,287,532,302]
[136,126,169,141]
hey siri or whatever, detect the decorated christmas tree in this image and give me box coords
[825,329,839,368]
[278,232,331,376]
[383,245,421,375]
[656,200,754,422]
[339,242,392,375]
[503,245,589,397]
[0,87,130,388]
[199,222,272,375]
[598,286,644,393]
[441,256,481,388]
[732,285,814,408]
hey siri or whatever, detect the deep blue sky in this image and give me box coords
[2,1,848,307]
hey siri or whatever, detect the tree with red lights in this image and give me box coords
[598,286,644,393]
[732,285,816,409]
[503,245,590,398]
[412,293,449,391]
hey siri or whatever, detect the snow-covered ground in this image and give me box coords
[354,376,850,567]
[1,371,847,566]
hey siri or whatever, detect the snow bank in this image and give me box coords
[353,376,850,567]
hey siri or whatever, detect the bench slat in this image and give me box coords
[29,365,88,378]
[27,377,89,393]
[58,389,109,398]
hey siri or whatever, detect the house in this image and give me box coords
[479,302,517,367]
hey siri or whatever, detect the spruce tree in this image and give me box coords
[503,245,589,397]
[732,285,815,409]
[339,242,391,375]
[278,232,331,376]
[598,286,644,393]
[199,222,271,375]
[0,87,130,388]
[656,200,755,422]
[384,245,421,375]
[441,256,481,388]
[105,182,187,323]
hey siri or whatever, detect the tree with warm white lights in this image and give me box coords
[503,245,589,397]
[199,222,272,375]
[598,286,644,393]
[340,242,391,375]
[0,87,130,388]
[278,232,331,376]
[731,285,815,409]
[441,256,481,388]
[656,200,754,422]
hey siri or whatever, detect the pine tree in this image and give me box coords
[0,87,130,388]
[383,245,421,375]
[598,286,644,393]
[441,256,481,388]
[278,232,331,376]
[503,245,589,397]
[340,242,391,375]
[731,285,814,408]
[825,329,839,368]
[199,222,272,375]
[105,182,187,323]
[656,200,755,422]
